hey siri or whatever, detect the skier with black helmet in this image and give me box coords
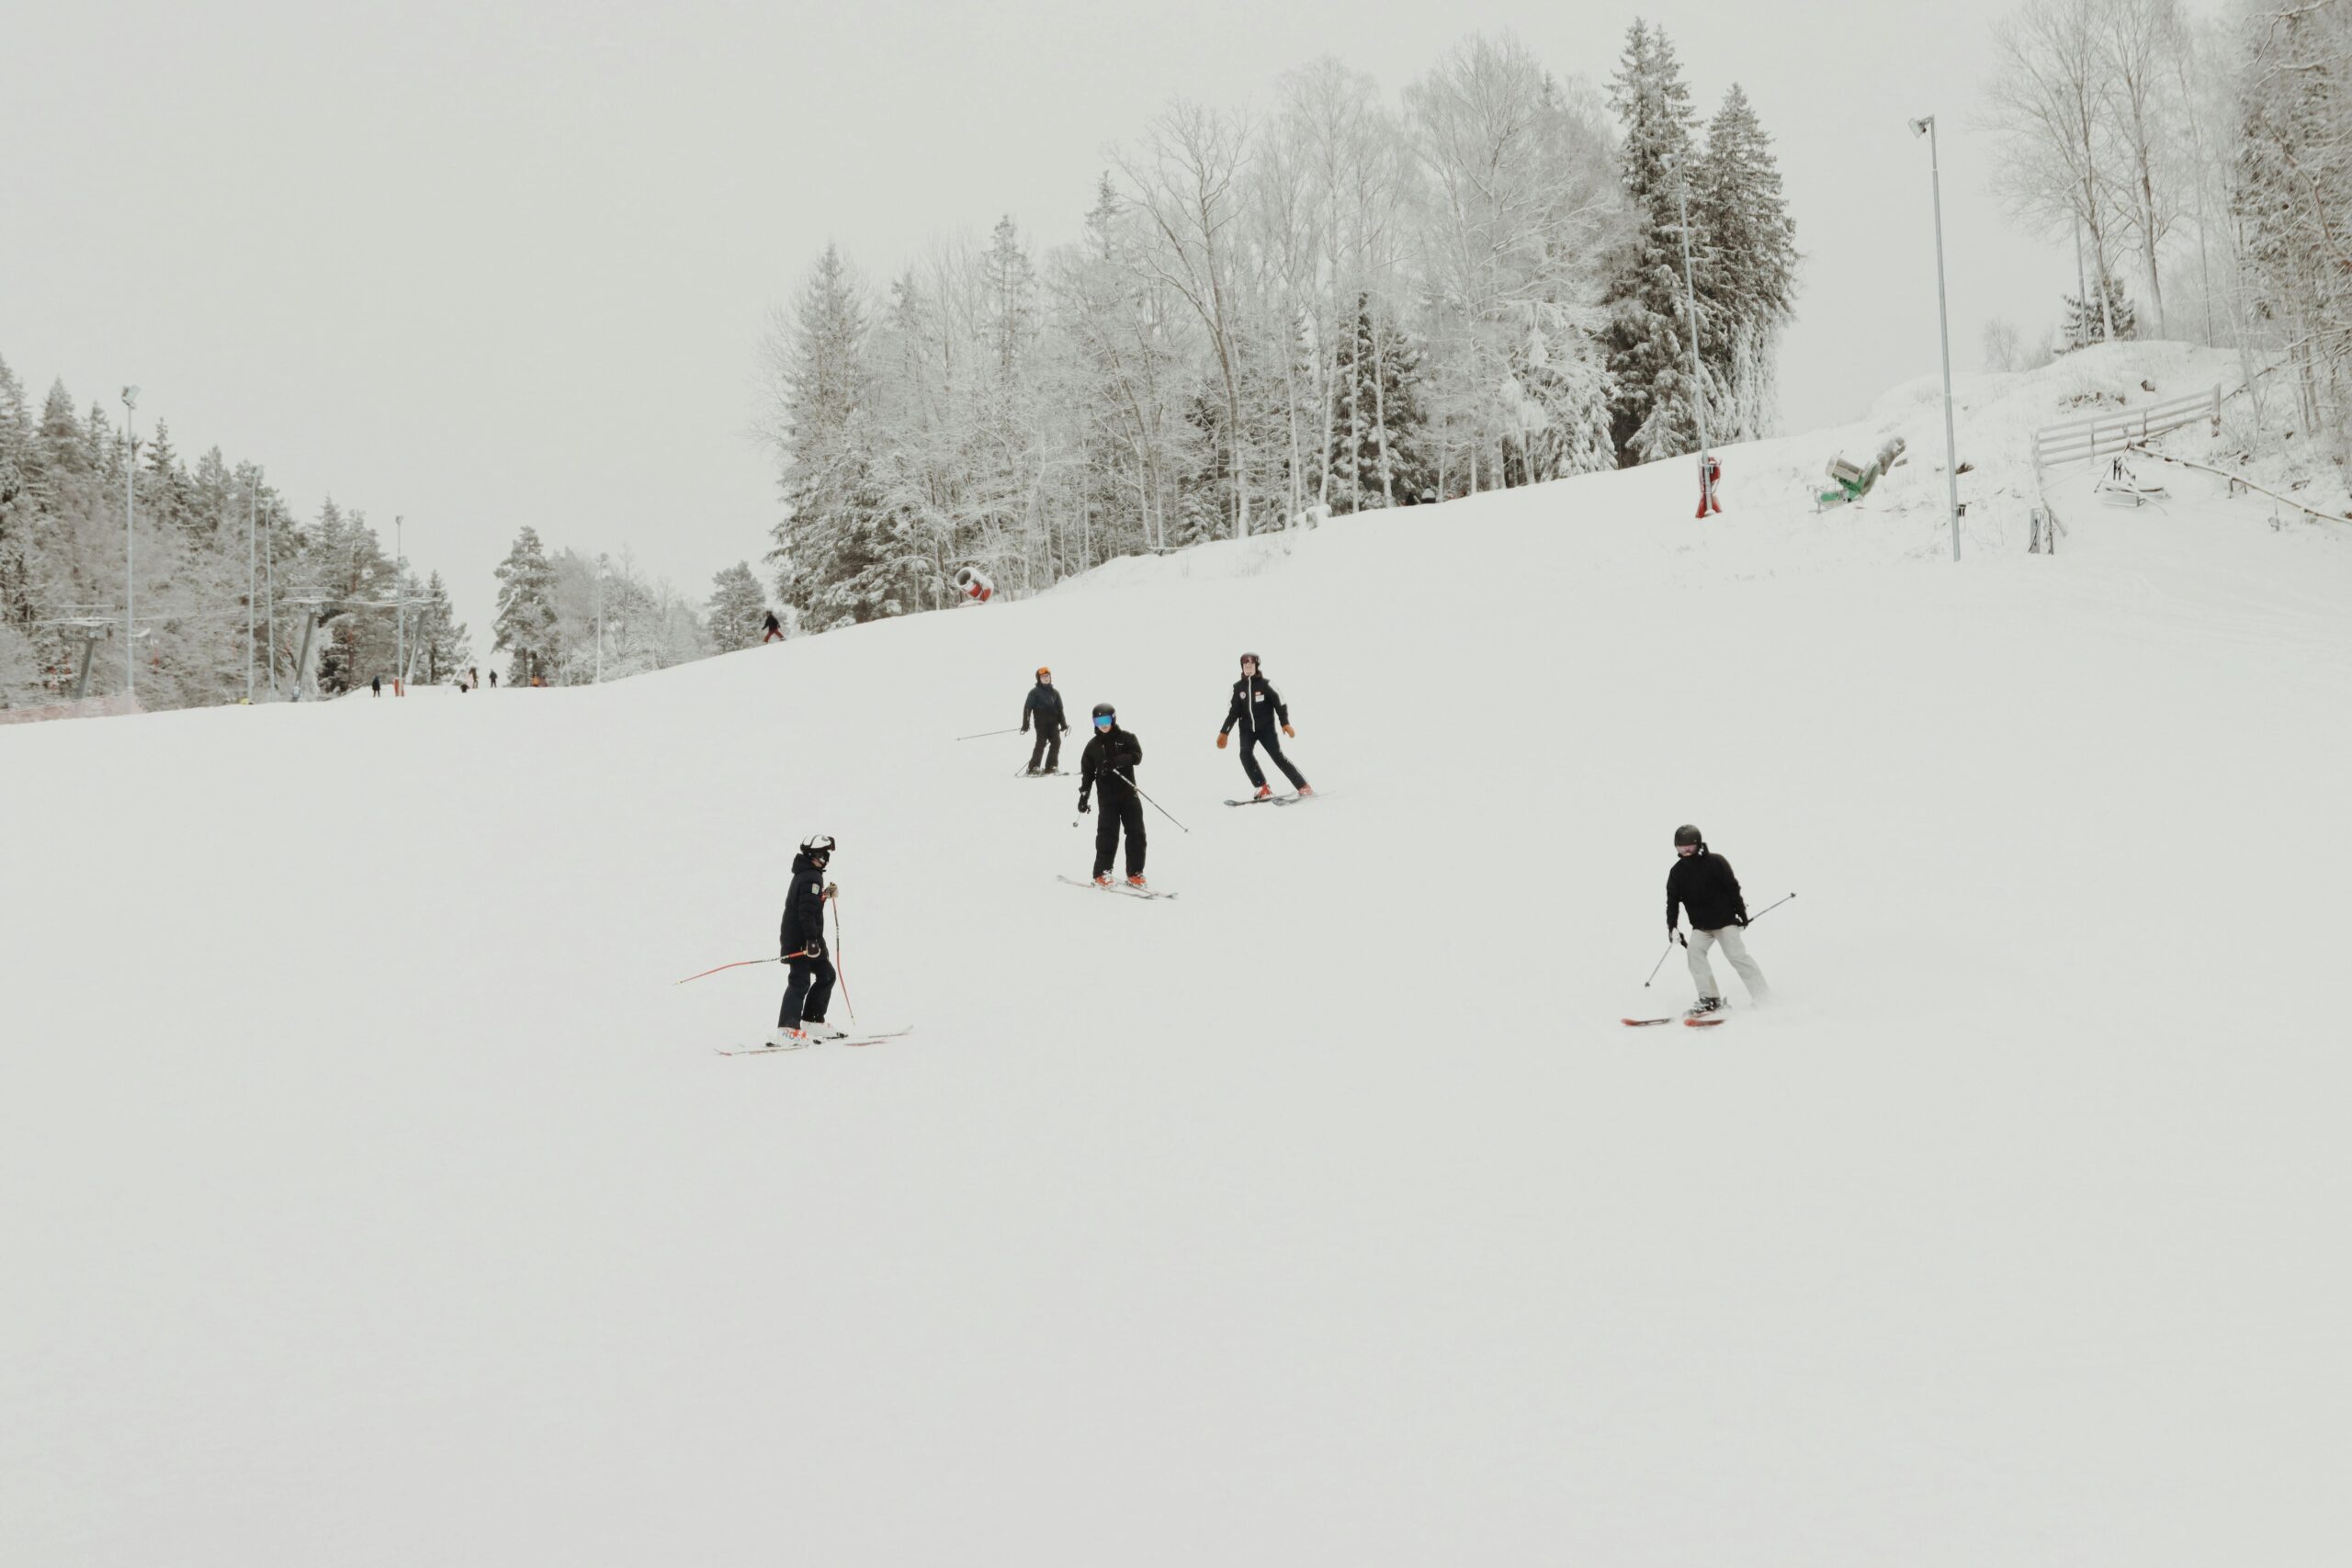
[1077,702,1148,886]
[1022,666,1068,774]
[1666,824,1769,1017]
[1217,652,1312,801]
[773,833,844,1046]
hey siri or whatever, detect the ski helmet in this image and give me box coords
[1673,824,1702,848]
[801,832,837,858]
[1036,666,1051,679]
[1091,702,1116,720]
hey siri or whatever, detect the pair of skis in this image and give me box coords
[717,1026,915,1056]
[1223,790,1320,807]
[1057,874,1178,900]
[1622,1015,1727,1030]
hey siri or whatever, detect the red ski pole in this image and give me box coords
[673,955,793,986]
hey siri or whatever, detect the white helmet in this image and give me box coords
[801,833,836,857]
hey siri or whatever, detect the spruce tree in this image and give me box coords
[2061,276,2137,348]
[492,525,560,684]
[1603,20,1713,467]
[1695,85,1798,440]
[1328,294,1431,506]
[706,561,771,649]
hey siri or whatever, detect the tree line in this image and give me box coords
[760,24,1797,632]
[0,355,468,710]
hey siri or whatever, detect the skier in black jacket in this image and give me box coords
[1665,824,1769,1016]
[1077,702,1148,886]
[1022,666,1068,773]
[1216,652,1312,800]
[774,833,843,1045]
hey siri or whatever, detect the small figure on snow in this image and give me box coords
[1695,453,1723,517]
[1078,702,1148,887]
[763,609,784,644]
[1022,666,1068,774]
[488,670,498,689]
[1216,652,1312,800]
[774,833,846,1046]
[1666,824,1769,1017]
[953,565,994,604]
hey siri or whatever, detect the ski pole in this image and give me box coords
[1644,936,1679,987]
[831,897,856,1027]
[1745,892,1796,925]
[956,727,1023,741]
[673,956,786,986]
[1130,782,1190,834]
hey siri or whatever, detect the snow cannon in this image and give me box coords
[952,565,995,604]
[1816,435,1907,511]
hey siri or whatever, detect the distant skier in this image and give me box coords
[1022,666,1068,773]
[774,832,845,1046]
[488,670,498,689]
[1216,652,1312,800]
[1666,824,1769,1017]
[763,610,784,644]
[1696,454,1723,517]
[1078,702,1147,886]
[370,674,382,698]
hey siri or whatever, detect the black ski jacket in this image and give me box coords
[1023,682,1067,732]
[779,850,830,957]
[1078,727,1143,806]
[1221,672,1289,738]
[1667,848,1747,933]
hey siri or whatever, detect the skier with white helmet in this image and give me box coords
[774,833,844,1046]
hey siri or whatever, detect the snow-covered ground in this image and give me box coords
[6,344,2347,1564]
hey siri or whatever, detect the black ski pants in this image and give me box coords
[779,953,836,1028]
[1028,727,1062,772]
[1239,728,1307,790]
[1092,791,1147,878]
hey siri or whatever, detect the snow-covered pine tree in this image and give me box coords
[492,525,560,685]
[706,562,771,649]
[2060,275,2137,348]
[1328,293,1431,505]
[763,244,924,628]
[415,570,469,682]
[1694,84,1797,442]
[1602,19,1717,468]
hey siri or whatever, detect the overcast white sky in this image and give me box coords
[1,0,2079,642]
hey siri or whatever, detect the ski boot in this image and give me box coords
[769,1026,809,1048]
[1683,997,1724,1021]
[1125,874,1148,890]
[1092,874,1113,886]
[1253,784,1273,800]
[803,1020,847,1042]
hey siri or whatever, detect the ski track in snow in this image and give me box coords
[4,344,2348,1564]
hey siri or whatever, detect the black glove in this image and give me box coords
[803,935,824,959]
[1669,928,1686,947]
[1021,724,1030,734]
[1078,796,1091,815]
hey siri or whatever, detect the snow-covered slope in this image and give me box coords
[6,344,2348,1564]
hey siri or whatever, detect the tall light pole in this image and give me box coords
[265,498,277,696]
[122,386,139,695]
[1674,172,1713,504]
[247,469,259,702]
[1911,115,1962,563]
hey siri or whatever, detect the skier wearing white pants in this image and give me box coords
[1666,824,1770,1017]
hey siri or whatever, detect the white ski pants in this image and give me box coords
[1688,925,1769,1002]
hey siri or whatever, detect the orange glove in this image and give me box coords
[1216,732,1228,750]
[1282,724,1295,738]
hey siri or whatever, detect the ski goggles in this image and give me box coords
[1093,714,1115,728]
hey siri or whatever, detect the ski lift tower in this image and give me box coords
[31,612,128,699]
[281,591,334,701]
